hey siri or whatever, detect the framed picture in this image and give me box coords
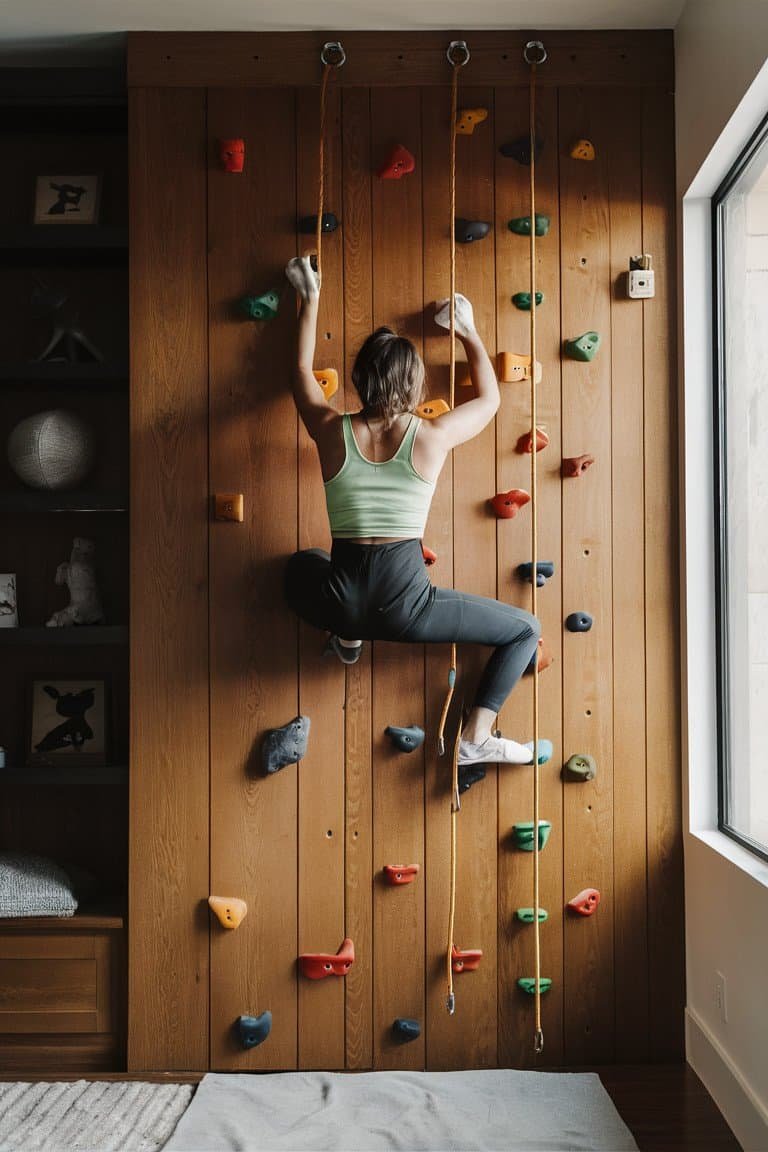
[33,174,101,225]
[0,574,18,628]
[28,679,108,767]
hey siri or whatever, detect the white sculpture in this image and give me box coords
[46,537,104,627]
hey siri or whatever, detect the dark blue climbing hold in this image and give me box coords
[455,218,491,244]
[517,561,555,587]
[499,135,544,165]
[565,612,593,633]
[393,1018,421,1041]
[298,212,339,234]
[459,765,486,794]
[262,715,311,774]
[385,725,425,753]
[237,1011,272,1049]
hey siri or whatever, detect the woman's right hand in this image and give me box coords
[434,293,477,340]
[286,255,320,303]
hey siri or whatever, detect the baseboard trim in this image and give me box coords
[686,1006,768,1151]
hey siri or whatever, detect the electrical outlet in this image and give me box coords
[714,971,728,1022]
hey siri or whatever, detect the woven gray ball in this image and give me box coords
[7,409,94,490]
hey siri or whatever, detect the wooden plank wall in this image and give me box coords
[128,38,682,1071]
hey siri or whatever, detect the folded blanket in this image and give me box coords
[0,852,77,918]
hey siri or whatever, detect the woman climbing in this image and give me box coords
[284,255,541,768]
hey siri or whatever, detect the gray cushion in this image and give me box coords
[0,852,78,918]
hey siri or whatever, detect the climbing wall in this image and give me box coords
[127,32,681,1071]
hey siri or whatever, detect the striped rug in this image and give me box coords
[0,1080,193,1152]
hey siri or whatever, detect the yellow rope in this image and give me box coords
[315,61,331,282]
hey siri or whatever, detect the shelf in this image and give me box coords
[0,490,127,513]
[0,764,127,779]
[0,226,127,251]
[0,912,124,931]
[0,362,128,386]
[0,626,127,646]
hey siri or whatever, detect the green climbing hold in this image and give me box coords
[512,291,544,311]
[564,331,601,361]
[240,290,280,320]
[517,977,552,995]
[512,820,552,852]
[508,214,550,237]
[515,908,549,923]
[563,753,596,782]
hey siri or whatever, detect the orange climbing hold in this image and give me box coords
[451,944,483,973]
[570,139,596,161]
[489,489,531,520]
[416,398,450,420]
[314,369,338,400]
[498,352,543,384]
[567,888,601,917]
[562,454,595,478]
[384,864,420,886]
[208,896,248,930]
[516,427,550,455]
[456,107,488,135]
[377,144,416,180]
[421,545,437,566]
[299,938,355,980]
[524,637,554,676]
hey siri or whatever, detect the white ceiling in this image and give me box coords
[0,0,687,63]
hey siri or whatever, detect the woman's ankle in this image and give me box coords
[462,705,496,745]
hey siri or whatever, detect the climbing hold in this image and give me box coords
[512,291,544,311]
[393,1018,421,1040]
[456,108,488,135]
[497,352,543,384]
[564,331,601,362]
[451,944,483,973]
[383,864,419,886]
[237,1011,272,1049]
[565,611,593,633]
[508,214,550,237]
[499,135,544,165]
[298,212,339,234]
[562,454,595,478]
[570,139,596,161]
[567,888,601,916]
[515,907,549,923]
[517,977,552,995]
[240,290,280,321]
[314,369,338,400]
[525,637,554,675]
[455,219,491,244]
[421,545,437,566]
[489,489,531,520]
[524,739,553,764]
[377,144,416,180]
[512,820,552,852]
[262,715,310,774]
[385,725,425,753]
[220,138,245,173]
[208,896,248,930]
[563,753,596,782]
[458,764,486,794]
[517,561,555,587]
[416,399,450,420]
[516,427,550,455]
[299,938,355,980]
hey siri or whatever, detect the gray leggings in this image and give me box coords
[285,539,540,714]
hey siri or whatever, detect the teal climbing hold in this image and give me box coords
[512,291,544,311]
[385,725,425,753]
[240,290,280,320]
[512,820,552,852]
[237,1011,272,1049]
[515,907,549,923]
[517,977,552,995]
[524,738,553,764]
[508,214,550,237]
[564,331,601,361]
[392,1018,421,1041]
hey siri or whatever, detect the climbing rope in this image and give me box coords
[316,42,346,281]
[523,36,547,1057]
[443,38,470,1016]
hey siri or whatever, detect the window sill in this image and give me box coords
[688,827,768,888]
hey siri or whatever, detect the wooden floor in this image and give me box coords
[0,1062,740,1151]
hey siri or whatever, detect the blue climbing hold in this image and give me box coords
[565,612,593,633]
[524,739,553,764]
[459,765,486,794]
[298,212,339,234]
[385,725,425,753]
[517,561,555,587]
[237,1011,272,1049]
[393,1018,421,1041]
[499,135,544,165]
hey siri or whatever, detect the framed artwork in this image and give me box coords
[0,574,17,627]
[28,679,108,767]
[33,174,101,225]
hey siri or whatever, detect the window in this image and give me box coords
[714,112,768,862]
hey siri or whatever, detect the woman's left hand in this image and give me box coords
[286,255,320,302]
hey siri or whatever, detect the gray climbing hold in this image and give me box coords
[499,135,544,165]
[517,561,555,587]
[455,219,491,244]
[393,1018,421,1041]
[237,1011,272,1049]
[262,715,311,774]
[565,612,593,633]
[385,725,425,753]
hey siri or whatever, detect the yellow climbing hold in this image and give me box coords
[208,896,248,930]
[314,369,339,400]
[497,352,543,385]
[456,107,488,136]
[570,139,596,161]
[416,398,450,419]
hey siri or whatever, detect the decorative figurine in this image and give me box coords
[46,538,104,627]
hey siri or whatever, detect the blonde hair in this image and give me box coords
[351,327,425,429]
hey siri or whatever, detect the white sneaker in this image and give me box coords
[458,734,533,766]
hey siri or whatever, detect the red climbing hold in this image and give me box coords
[422,545,437,566]
[489,489,531,520]
[377,144,416,180]
[516,427,550,455]
[567,888,601,917]
[451,944,483,973]
[562,453,595,478]
[299,938,355,980]
[524,637,554,676]
[384,864,420,886]
[220,138,245,173]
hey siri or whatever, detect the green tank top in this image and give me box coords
[324,413,436,538]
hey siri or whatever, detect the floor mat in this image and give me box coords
[165,1069,638,1151]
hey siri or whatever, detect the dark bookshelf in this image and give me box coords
[0,490,128,513]
[0,626,127,646]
